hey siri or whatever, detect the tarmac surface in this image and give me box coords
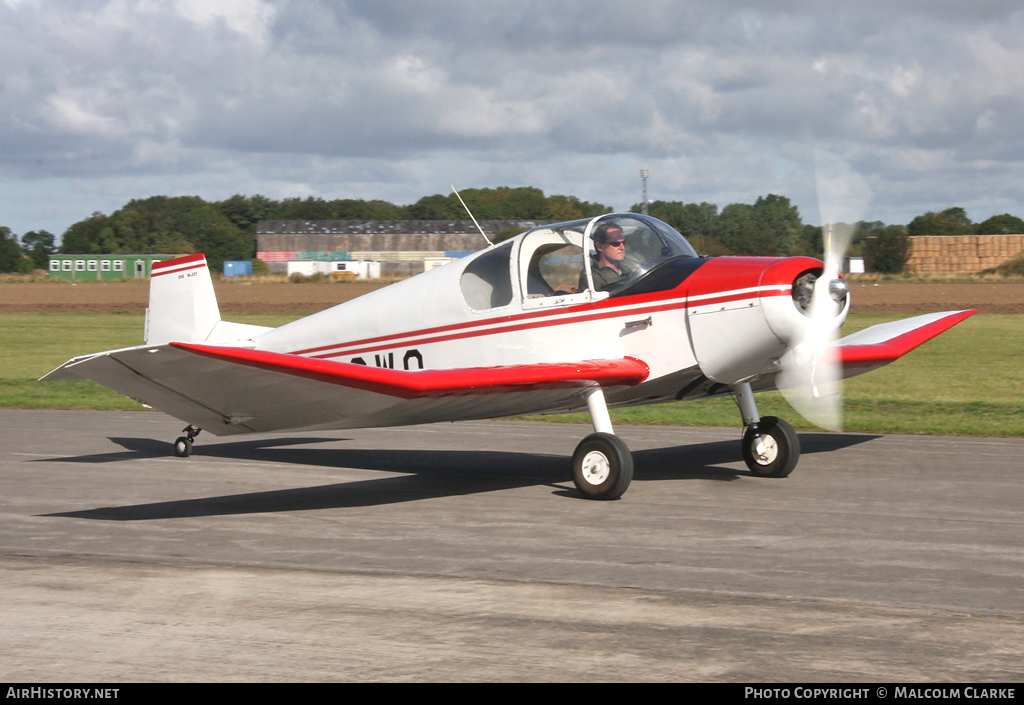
[2,409,1023,682]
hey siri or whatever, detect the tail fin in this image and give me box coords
[145,254,222,345]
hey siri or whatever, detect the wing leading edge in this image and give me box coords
[42,343,649,436]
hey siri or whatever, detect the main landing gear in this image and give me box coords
[572,432,633,500]
[173,425,201,458]
[733,382,799,477]
[571,389,634,500]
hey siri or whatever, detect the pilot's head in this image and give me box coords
[594,223,626,267]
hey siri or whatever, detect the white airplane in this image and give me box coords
[42,213,974,499]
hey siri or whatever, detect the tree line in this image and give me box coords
[0,189,611,272]
[2,188,1022,273]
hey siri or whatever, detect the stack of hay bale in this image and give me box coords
[907,234,1024,274]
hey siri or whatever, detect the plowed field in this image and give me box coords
[0,280,1021,314]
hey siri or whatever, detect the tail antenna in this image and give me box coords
[451,185,493,247]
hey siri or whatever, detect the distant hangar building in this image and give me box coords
[256,220,548,276]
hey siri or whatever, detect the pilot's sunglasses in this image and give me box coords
[605,240,625,247]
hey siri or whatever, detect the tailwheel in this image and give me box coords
[742,416,799,478]
[173,437,192,458]
[173,425,201,458]
[572,432,633,500]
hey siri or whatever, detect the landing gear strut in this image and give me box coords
[173,425,201,458]
[571,389,633,500]
[733,382,800,478]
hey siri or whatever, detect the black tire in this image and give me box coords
[572,432,634,500]
[173,437,192,458]
[742,416,799,478]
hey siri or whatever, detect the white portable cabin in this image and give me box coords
[286,260,381,279]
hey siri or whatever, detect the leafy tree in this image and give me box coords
[849,221,881,257]
[407,193,462,220]
[975,213,1024,234]
[495,186,546,219]
[750,194,801,256]
[0,227,23,272]
[546,194,610,220]
[628,200,723,254]
[866,225,910,273]
[59,196,251,271]
[218,194,277,234]
[710,203,758,254]
[337,199,406,220]
[794,224,823,258]
[907,207,973,236]
[60,212,109,254]
[275,196,337,221]
[493,225,530,243]
[20,230,56,269]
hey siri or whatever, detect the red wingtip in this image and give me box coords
[838,309,975,370]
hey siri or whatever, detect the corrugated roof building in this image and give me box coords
[256,220,547,276]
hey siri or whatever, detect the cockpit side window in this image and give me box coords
[517,227,587,302]
[526,243,585,296]
[460,241,514,311]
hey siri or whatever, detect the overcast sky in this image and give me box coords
[2,0,1024,237]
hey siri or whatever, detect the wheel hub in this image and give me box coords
[580,450,611,485]
[753,434,778,465]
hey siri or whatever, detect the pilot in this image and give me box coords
[581,223,632,291]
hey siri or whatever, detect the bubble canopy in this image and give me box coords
[527,213,701,296]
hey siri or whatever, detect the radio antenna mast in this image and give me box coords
[451,185,493,247]
[640,168,650,215]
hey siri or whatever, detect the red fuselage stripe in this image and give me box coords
[289,256,803,357]
[301,287,787,360]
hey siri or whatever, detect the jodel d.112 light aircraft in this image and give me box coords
[43,212,973,499]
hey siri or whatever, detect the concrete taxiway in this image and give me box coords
[2,408,1022,681]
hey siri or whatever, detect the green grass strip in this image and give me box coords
[1,311,1020,436]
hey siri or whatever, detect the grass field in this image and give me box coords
[1,311,1020,436]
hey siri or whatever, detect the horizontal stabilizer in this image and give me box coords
[834,309,975,377]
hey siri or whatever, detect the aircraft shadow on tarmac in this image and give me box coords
[42,432,878,520]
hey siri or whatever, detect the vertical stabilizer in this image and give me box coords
[145,254,221,345]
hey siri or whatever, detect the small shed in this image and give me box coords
[223,261,253,277]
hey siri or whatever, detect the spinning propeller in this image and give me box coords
[776,151,871,431]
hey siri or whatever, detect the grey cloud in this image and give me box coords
[2,0,1024,235]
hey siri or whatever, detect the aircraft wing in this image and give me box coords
[833,309,975,378]
[41,343,649,436]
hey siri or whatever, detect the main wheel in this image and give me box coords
[742,416,799,478]
[173,437,192,458]
[572,432,633,500]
